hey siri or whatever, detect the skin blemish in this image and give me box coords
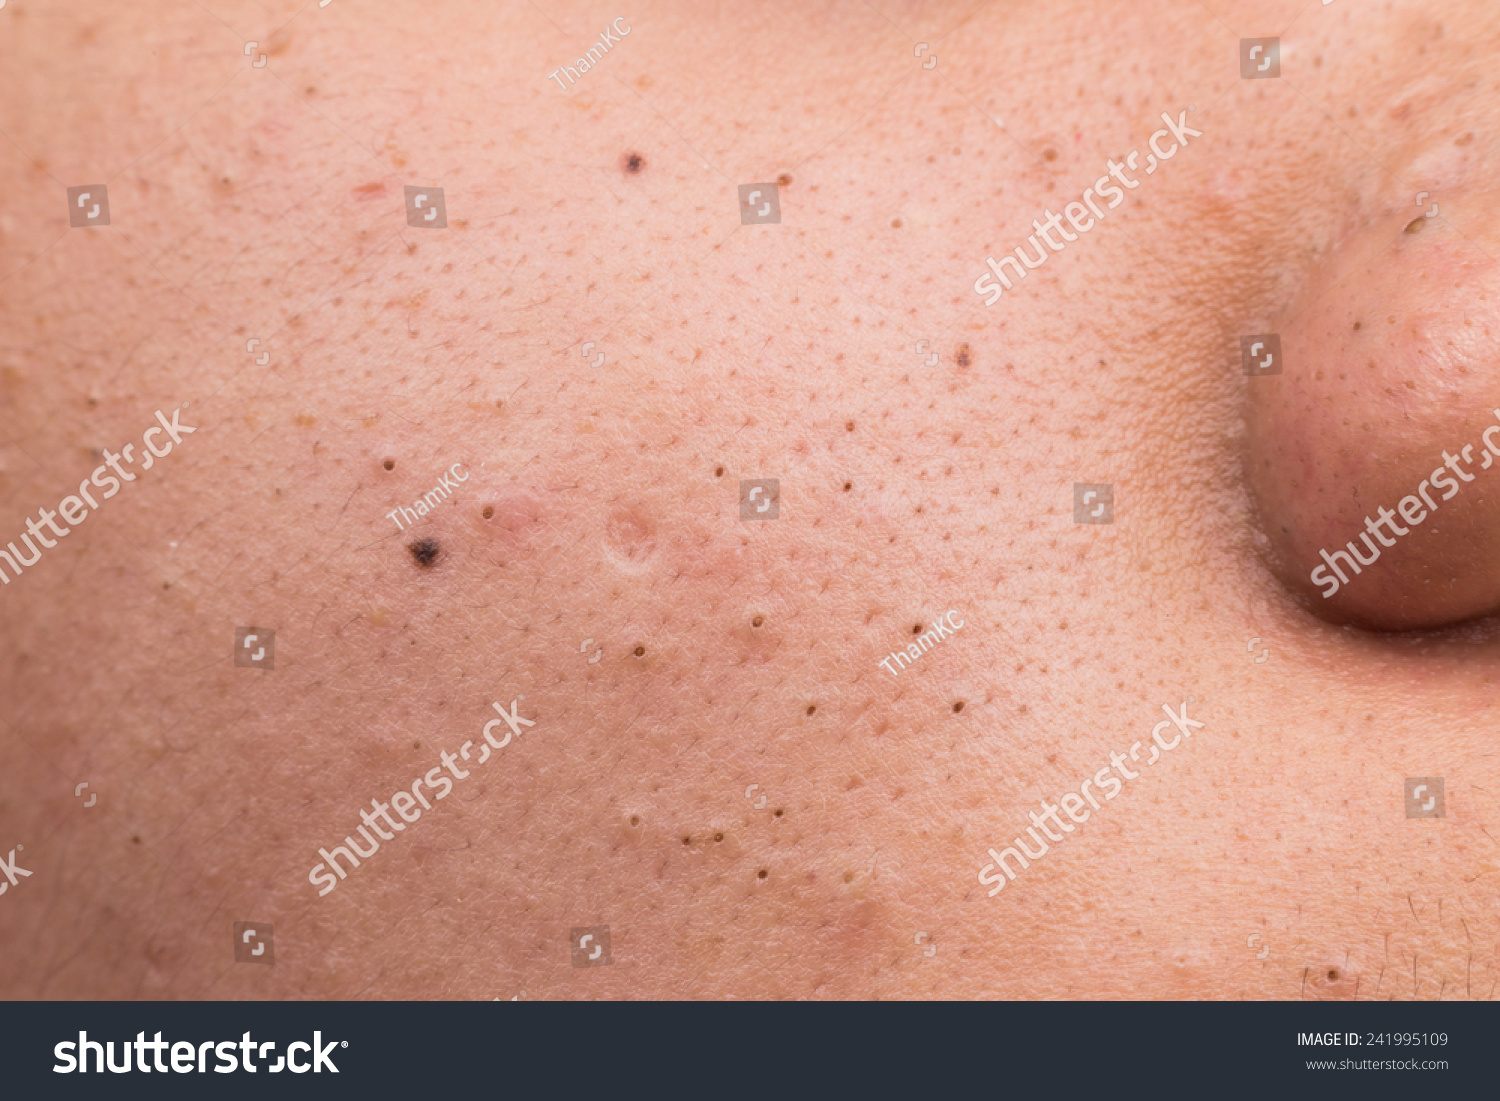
[751,615,763,627]
[715,466,724,477]
[383,458,395,470]
[891,217,903,228]
[623,152,645,173]
[912,624,922,634]
[634,646,646,657]
[757,869,768,879]
[953,701,965,712]
[774,809,784,817]
[805,705,816,716]
[845,421,855,432]
[482,505,494,519]
[1404,217,1426,234]
[1043,148,1058,161]
[1352,321,1362,330]
[777,173,792,186]
[843,481,852,491]
[408,538,440,567]
[956,343,972,367]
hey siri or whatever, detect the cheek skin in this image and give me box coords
[1245,213,1500,631]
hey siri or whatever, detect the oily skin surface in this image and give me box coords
[2,0,1500,1001]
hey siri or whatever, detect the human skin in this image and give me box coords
[2,0,1500,1001]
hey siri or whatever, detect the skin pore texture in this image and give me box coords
[3,0,1500,1002]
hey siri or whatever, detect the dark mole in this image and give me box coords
[682,835,691,845]
[630,816,640,826]
[624,152,644,173]
[383,458,395,471]
[482,505,494,519]
[1327,969,1339,981]
[752,615,763,627]
[408,538,440,567]
[845,420,855,432]
[777,173,792,186]
[953,701,965,713]
[805,705,816,716]
[634,645,646,657]
[774,809,784,817]
[912,623,922,634]
[757,869,768,879]
[956,343,972,367]
[714,832,724,842]
[715,466,724,477]
[1352,321,1362,331]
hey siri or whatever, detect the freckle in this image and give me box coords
[630,816,640,826]
[956,343,972,367]
[1456,132,1474,146]
[845,421,855,432]
[1352,321,1361,331]
[408,538,440,567]
[683,835,691,845]
[843,871,854,883]
[413,740,420,749]
[891,217,902,228]
[1043,148,1058,161]
[1404,217,1426,234]
[623,151,644,173]
[777,173,792,186]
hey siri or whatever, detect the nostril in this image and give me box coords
[1243,209,1500,630]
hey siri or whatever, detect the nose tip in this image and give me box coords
[1243,207,1500,630]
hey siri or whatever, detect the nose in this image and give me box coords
[1244,202,1500,630]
